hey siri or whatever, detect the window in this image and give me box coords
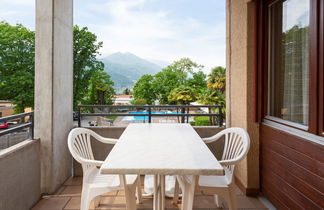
[260,0,324,136]
[268,0,310,127]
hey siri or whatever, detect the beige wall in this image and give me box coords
[226,0,260,194]
[0,140,41,210]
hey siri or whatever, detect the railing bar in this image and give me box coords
[0,112,33,122]
[80,113,222,117]
[0,123,32,137]
[78,105,222,108]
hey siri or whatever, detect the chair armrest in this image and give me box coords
[202,131,224,144]
[90,131,119,144]
[97,137,118,145]
[79,158,104,167]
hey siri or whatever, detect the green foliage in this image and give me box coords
[149,58,205,104]
[0,22,35,113]
[207,66,226,93]
[84,63,115,105]
[131,98,147,105]
[168,86,197,105]
[73,26,105,109]
[188,71,207,93]
[190,116,210,126]
[0,22,114,112]
[133,74,155,104]
[123,88,132,95]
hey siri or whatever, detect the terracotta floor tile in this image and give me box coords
[60,186,82,196]
[64,176,82,186]
[236,195,258,209]
[32,197,71,210]
[33,177,270,210]
[63,197,96,210]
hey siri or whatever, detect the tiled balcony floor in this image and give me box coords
[32,176,268,210]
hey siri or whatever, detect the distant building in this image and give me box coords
[0,100,15,118]
[113,95,133,105]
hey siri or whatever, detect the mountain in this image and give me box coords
[101,52,162,92]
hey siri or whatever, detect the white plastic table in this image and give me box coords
[100,123,224,210]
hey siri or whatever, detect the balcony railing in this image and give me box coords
[77,105,225,127]
[0,112,34,139]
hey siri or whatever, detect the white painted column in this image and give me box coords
[34,0,73,193]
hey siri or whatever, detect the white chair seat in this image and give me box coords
[87,169,138,189]
[198,175,230,188]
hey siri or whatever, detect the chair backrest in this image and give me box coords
[217,127,250,179]
[67,128,96,172]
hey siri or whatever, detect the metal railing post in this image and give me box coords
[218,106,223,127]
[148,106,152,123]
[29,113,34,139]
[78,106,81,127]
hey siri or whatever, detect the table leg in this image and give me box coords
[161,175,165,210]
[153,175,158,210]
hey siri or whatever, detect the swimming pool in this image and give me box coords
[120,111,178,122]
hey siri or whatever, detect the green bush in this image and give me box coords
[191,116,210,126]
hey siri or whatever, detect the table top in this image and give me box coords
[100,123,224,175]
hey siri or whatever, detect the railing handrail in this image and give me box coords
[77,105,224,127]
[0,112,34,139]
[78,104,222,108]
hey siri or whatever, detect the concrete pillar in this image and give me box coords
[34,0,73,193]
[226,0,260,195]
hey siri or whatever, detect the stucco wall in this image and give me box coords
[73,126,224,176]
[226,0,260,194]
[0,140,41,210]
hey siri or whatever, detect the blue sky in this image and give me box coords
[0,0,226,71]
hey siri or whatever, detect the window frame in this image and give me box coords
[258,0,323,136]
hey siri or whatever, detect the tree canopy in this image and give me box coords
[0,22,115,112]
[133,58,208,104]
[0,22,35,113]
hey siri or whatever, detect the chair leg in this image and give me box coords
[125,184,137,210]
[228,186,237,210]
[80,188,91,210]
[214,194,220,207]
[136,176,143,203]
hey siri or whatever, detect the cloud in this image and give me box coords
[0,0,226,71]
[75,0,226,71]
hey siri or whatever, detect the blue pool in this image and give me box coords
[124,111,177,121]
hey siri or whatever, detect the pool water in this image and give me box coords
[129,111,176,121]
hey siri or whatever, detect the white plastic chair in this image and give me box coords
[67,128,142,210]
[176,127,250,210]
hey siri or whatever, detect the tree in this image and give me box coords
[133,74,156,104]
[151,58,204,104]
[123,88,132,95]
[0,22,113,112]
[187,71,207,93]
[207,66,226,93]
[168,86,197,105]
[168,86,197,123]
[0,22,35,113]
[73,25,104,109]
[131,98,147,105]
[85,64,115,105]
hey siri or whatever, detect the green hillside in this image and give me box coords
[101,52,163,92]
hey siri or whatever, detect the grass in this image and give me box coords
[106,116,117,121]
[190,116,210,126]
